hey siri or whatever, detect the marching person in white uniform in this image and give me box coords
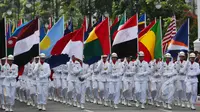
[160,53,176,110]
[134,51,149,109]
[98,55,110,106]
[52,65,62,102]
[36,53,51,111]
[76,61,90,109]
[3,55,18,112]
[122,56,135,106]
[23,58,35,106]
[67,56,82,106]
[185,53,200,110]
[108,53,123,109]
[85,65,93,103]
[0,57,7,110]
[149,58,162,107]
[61,63,69,104]
[174,51,187,107]
[92,61,101,104]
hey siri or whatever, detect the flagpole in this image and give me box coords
[137,13,139,54]
[38,18,40,55]
[145,13,147,27]
[4,17,7,57]
[188,18,190,59]
[108,17,111,55]
[160,16,163,59]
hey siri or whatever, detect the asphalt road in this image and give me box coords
[4,100,200,112]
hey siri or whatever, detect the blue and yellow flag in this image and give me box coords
[138,13,146,32]
[40,16,64,57]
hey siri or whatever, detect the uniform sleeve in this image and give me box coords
[11,65,18,78]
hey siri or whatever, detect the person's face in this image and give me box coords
[7,60,13,65]
[190,57,195,62]
[166,57,170,62]
[139,56,144,61]
[1,60,6,65]
[40,58,45,62]
[121,58,124,62]
[126,57,131,62]
[179,56,185,60]
[102,57,107,62]
[198,54,200,59]
[35,58,39,63]
[112,57,117,61]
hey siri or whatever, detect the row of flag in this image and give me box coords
[0,13,189,73]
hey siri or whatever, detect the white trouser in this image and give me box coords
[37,82,48,105]
[151,81,162,102]
[5,85,16,106]
[67,81,76,101]
[86,80,93,99]
[76,82,86,104]
[108,81,121,104]
[92,80,99,100]
[176,80,187,101]
[123,80,134,101]
[61,78,67,100]
[135,81,147,104]
[186,82,197,104]
[0,84,5,105]
[99,81,108,101]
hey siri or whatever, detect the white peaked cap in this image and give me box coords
[111,53,118,58]
[39,53,46,58]
[189,53,195,58]
[7,55,14,60]
[165,53,171,58]
[138,51,144,56]
[179,51,185,56]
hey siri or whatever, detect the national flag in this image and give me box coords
[7,21,30,55]
[139,19,156,38]
[84,16,102,41]
[40,25,46,41]
[139,20,162,62]
[138,13,146,32]
[62,27,84,60]
[51,30,78,55]
[167,19,189,58]
[11,22,16,33]
[84,18,111,64]
[6,22,12,40]
[40,16,64,57]
[110,17,120,44]
[112,14,126,41]
[162,16,176,54]
[112,14,138,58]
[48,17,53,30]
[0,18,6,59]
[13,18,39,68]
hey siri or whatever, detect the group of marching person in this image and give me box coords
[0,51,199,111]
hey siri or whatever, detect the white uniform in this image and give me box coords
[0,63,7,107]
[98,60,110,104]
[85,65,93,102]
[185,61,199,105]
[52,65,62,101]
[149,60,162,103]
[24,62,35,104]
[76,63,89,108]
[67,60,82,104]
[61,63,69,103]
[3,64,18,107]
[134,60,149,105]
[35,62,51,105]
[92,62,101,103]
[174,60,188,104]
[108,60,123,106]
[122,60,135,102]
[160,61,176,105]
